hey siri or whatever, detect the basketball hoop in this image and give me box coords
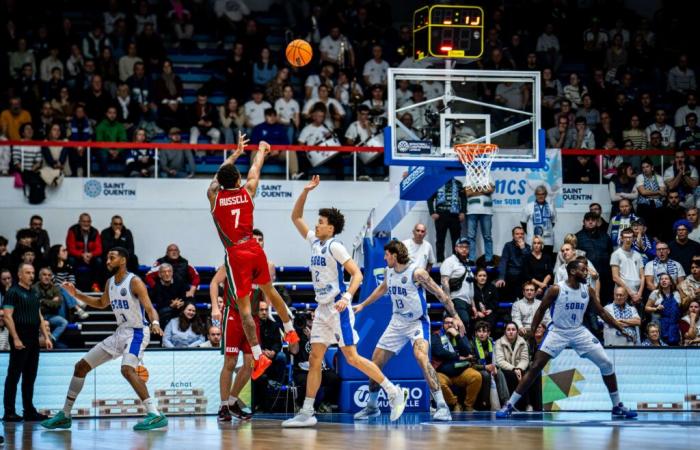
[454,143,498,192]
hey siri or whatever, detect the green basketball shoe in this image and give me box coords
[40,411,72,429]
[133,413,168,431]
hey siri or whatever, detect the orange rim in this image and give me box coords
[454,143,498,163]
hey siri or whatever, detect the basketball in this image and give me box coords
[136,365,149,383]
[286,39,313,67]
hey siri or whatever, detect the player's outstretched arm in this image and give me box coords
[62,282,110,309]
[131,277,163,336]
[244,140,269,197]
[291,175,320,238]
[530,284,559,333]
[415,268,465,335]
[590,286,633,340]
[353,276,388,313]
[208,131,249,208]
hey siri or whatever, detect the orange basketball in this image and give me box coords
[286,39,313,67]
[136,365,149,383]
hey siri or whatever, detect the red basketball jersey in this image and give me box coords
[212,186,254,247]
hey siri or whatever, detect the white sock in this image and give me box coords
[228,396,238,406]
[63,376,85,417]
[302,397,315,413]
[432,389,447,408]
[283,321,294,333]
[142,397,159,415]
[508,391,522,406]
[366,390,380,409]
[220,400,228,408]
[610,391,621,406]
[252,345,262,360]
[380,378,396,395]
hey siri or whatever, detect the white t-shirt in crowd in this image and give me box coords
[274,98,300,125]
[345,121,374,144]
[421,80,444,99]
[395,87,413,108]
[610,247,644,291]
[319,35,352,64]
[643,258,685,285]
[402,239,436,270]
[663,164,698,184]
[363,59,390,85]
[440,255,474,303]
[298,123,331,145]
[244,100,272,127]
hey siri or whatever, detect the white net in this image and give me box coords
[454,144,498,192]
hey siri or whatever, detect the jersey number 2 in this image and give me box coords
[230,209,240,228]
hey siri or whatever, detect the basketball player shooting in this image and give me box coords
[353,240,466,422]
[283,175,407,427]
[208,132,299,380]
[496,259,638,419]
[41,247,168,431]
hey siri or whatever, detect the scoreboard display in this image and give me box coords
[413,4,484,60]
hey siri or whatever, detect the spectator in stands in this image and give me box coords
[522,235,553,298]
[669,220,700,274]
[11,123,42,184]
[66,212,103,292]
[495,322,530,410]
[113,83,141,137]
[605,33,628,72]
[297,106,343,179]
[428,179,466,262]
[0,269,11,305]
[159,127,195,179]
[2,263,52,422]
[344,104,374,146]
[642,323,667,346]
[162,302,206,348]
[103,0,125,35]
[511,282,547,338]
[630,219,655,264]
[65,45,85,86]
[680,300,700,346]
[678,113,700,150]
[303,84,345,130]
[1,97,32,141]
[547,115,569,148]
[305,63,335,101]
[256,300,284,380]
[664,149,698,208]
[29,215,50,257]
[34,102,56,141]
[0,310,9,350]
[134,0,158,34]
[14,63,42,113]
[118,43,142,83]
[275,84,300,145]
[100,215,137,269]
[95,106,126,176]
[188,90,221,145]
[136,23,166,73]
[154,59,184,129]
[623,115,648,151]
[521,185,556,256]
[496,227,532,301]
[199,326,222,348]
[465,177,494,265]
[668,55,697,105]
[675,93,698,128]
[472,268,498,329]
[46,244,88,320]
[603,287,641,346]
[645,273,682,345]
[39,47,63,84]
[440,238,476,331]
[168,0,195,49]
[244,87,272,131]
[577,209,613,272]
[688,208,700,241]
[82,24,110,60]
[611,228,645,309]
[0,237,10,272]
[609,199,638,247]
[289,311,340,411]
[565,117,596,149]
[576,94,600,131]
[214,0,250,44]
[10,229,40,273]
[679,260,700,308]
[96,47,118,91]
[432,315,482,412]
[635,159,666,237]
[402,223,435,271]
[319,24,355,68]
[563,73,588,110]
[33,267,66,344]
[224,42,251,101]
[126,62,153,113]
[125,128,155,177]
[150,262,188,328]
[471,321,508,409]
[536,24,561,72]
[648,131,665,151]
[9,37,36,80]
[363,45,390,87]
[608,163,638,217]
[657,191,688,244]
[146,244,199,297]
[252,48,277,89]
[219,97,246,144]
[266,67,290,104]
[646,109,676,149]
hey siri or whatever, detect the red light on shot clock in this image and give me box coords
[440,45,453,52]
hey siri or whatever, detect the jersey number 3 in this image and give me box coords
[230,209,240,228]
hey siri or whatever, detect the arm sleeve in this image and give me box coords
[329,241,351,265]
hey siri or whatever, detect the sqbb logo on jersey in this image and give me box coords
[82,179,137,200]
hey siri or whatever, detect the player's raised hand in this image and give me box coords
[304,175,320,191]
[453,316,467,336]
[259,140,271,155]
[235,131,249,157]
[62,281,77,297]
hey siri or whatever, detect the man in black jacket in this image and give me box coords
[149,263,188,328]
[576,212,614,304]
[428,179,466,262]
[100,215,138,272]
[145,244,199,297]
[496,227,532,302]
[431,316,483,412]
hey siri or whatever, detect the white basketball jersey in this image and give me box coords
[308,233,351,304]
[108,272,147,328]
[550,280,590,329]
[386,264,427,324]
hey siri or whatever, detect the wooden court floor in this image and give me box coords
[2,412,696,450]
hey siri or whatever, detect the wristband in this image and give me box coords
[151,321,160,326]
[341,292,353,302]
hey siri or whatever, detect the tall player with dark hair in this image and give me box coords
[496,259,638,419]
[283,176,407,427]
[353,240,466,422]
[208,132,299,380]
[41,247,167,431]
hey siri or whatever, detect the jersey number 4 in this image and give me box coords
[230,209,240,228]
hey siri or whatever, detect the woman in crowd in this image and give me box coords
[494,322,530,411]
[51,86,76,122]
[563,73,588,110]
[541,67,563,126]
[641,323,667,346]
[680,300,700,346]
[252,47,277,88]
[622,114,647,150]
[473,267,498,333]
[523,235,553,298]
[41,123,70,180]
[162,302,206,348]
[265,66,290,103]
[47,244,88,320]
[154,59,185,131]
[645,273,682,345]
[125,128,156,177]
[608,162,638,217]
[554,233,586,272]
[219,97,246,144]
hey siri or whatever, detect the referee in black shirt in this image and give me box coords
[2,263,52,422]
